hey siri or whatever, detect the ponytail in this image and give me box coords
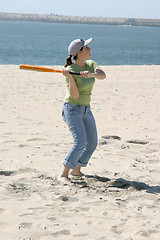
[64,48,82,67]
[64,55,73,67]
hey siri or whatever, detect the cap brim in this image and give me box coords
[84,38,92,46]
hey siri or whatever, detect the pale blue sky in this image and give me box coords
[1,0,160,19]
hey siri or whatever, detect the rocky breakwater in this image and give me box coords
[0,12,160,27]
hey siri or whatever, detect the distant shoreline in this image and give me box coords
[0,12,160,27]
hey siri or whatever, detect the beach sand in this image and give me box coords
[0,65,160,240]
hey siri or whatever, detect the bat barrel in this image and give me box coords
[19,64,60,73]
[19,64,80,75]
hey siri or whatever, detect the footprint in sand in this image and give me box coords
[102,135,121,140]
[55,195,79,202]
[126,139,149,145]
[9,182,29,191]
[73,233,89,237]
[6,181,33,198]
[99,135,121,145]
[0,170,16,176]
[47,217,56,222]
[18,222,32,229]
[19,238,34,240]
[27,138,47,142]
[0,168,36,178]
[18,144,30,148]
[18,167,37,173]
[111,224,125,234]
[137,229,159,238]
[0,208,5,213]
[51,229,71,237]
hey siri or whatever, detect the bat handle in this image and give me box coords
[69,71,81,75]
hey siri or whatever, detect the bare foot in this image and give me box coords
[70,171,84,177]
[57,176,71,184]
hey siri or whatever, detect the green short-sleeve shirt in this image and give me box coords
[64,60,98,106]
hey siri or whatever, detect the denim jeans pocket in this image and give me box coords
[65,103,80,112]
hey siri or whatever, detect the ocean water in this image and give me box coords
[0,20,160,66]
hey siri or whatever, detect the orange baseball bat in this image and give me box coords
[19,64,80,75]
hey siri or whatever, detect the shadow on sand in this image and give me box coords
[72,175,160,194]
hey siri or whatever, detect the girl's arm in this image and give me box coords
[63,69,79,99]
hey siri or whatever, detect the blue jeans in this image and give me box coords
[62,103,98,169]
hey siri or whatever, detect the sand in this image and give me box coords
[0,65,160,240]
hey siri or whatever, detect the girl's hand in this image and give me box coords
[81,68,106,80]
[80,71,91,78]
[63,69,72,77]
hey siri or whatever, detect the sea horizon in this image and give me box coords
[0,12,160,27]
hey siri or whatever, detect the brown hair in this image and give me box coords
[64,47,83,67]
[64,55,73,67]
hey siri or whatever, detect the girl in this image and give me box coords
[58,38,106,184]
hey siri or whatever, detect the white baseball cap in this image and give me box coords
[68,38,92,57]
